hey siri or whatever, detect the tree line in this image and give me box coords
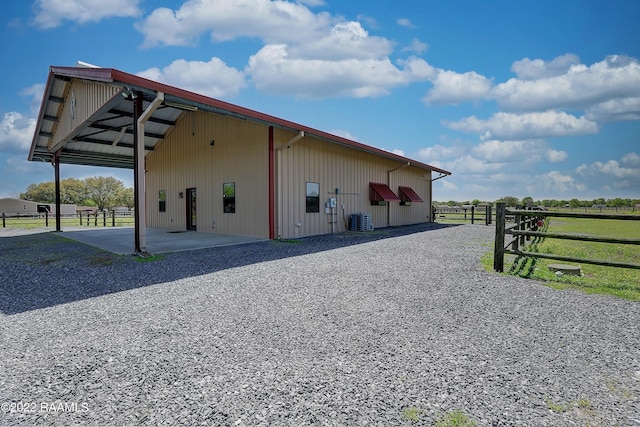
[19,177,134,212]
[435,196,640,209]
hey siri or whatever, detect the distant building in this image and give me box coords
[0,198,76,216]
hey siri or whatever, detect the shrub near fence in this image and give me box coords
[1,211,135,229]
[493,202,640,272]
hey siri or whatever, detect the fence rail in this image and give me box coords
[434,205,493,225]
[2,211,134,229]
[493,202,640,272]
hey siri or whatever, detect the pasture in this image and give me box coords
[485,215,640,300]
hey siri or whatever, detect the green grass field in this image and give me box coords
[1,215,135,229]
[483,216,640,300]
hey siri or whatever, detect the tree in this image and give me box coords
[60,178,87,205]
[521,196,534,208]
[471,199,481,206]
[116,187,135,210]
[497,196,519,207]
[608,198,627,208]
[20,181,55,202]
[84,176,125,211]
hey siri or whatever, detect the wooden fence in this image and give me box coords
[434,205,493,225]
[1,211,134,228]
[493,202,640,272]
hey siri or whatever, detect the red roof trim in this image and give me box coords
[44,66,453,176]
[370,183,400,202]
[398,186,424,202]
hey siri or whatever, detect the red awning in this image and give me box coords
[369,182,400,202]
[398,186,424,202]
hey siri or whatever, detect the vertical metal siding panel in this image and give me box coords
[52,81,119,147]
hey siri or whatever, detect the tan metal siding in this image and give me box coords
[51,80,120,149]
[275,130,432,239]
[145,111,269,238]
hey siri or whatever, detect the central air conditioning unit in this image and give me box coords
[350,213,372,232]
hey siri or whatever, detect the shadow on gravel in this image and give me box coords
[0,222,461,315]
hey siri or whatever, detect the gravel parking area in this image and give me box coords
[1,224,639,426]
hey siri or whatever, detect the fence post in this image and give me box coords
[45,211,49,227]
[471,205,475,224]
[94,212,98,226]
[103,211,106,227]
[486,205,491,225]
[2,212,5,228]
[494,202,506,272]
[86,213,89,226]
[79,212,82,226]
[112,210,115,227]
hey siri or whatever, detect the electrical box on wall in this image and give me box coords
[328,197,337,208]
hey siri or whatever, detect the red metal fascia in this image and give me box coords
[43,66,453,177]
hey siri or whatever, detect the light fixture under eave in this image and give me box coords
[164,101,198,111]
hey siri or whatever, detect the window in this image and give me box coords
[306,182,320,213]
[223,182,235,213]
[159,190,166,212]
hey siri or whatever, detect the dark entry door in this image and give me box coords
[186,188,197,230]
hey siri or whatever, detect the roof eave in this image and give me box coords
[30,66,452,176]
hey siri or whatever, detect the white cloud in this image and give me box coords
[473,140,567,164]
[416,144,465,161]
[576,153,640,191]
[534,171,577,193]
[397,18,416,29]
[137,57,246,99]
[510,54,581,80]
[622,152,640,166]
[440,179,458,191]
[546,149,568,163]
[444,155,505,174]
[288,21,393,60]
[246,45,433,98]
[424,70,492,105]
[137,1,430,99]
[577,159,640,180]
[493,55,640,112]
[444,111,598,140]
[297,0,326,6]
[0,112,36,153]
[585,97,640,122]
[20,84,46,114]
[136,0,333,48]
[402,38,429,54]
[32,0,141,29]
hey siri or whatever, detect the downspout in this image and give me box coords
[276,130,304,151]
[430,173,448,222]
[387,161,410,226]
[268,126,275,239]
[134,91,164,254]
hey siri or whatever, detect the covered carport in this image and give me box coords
[28,64,284,254]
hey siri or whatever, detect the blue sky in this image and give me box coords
[1,0,639,202]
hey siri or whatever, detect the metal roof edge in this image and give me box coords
[33,66,452,176]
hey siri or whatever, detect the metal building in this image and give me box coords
[28,65,451,252]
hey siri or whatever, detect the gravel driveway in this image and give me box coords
[1,224,638,426]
